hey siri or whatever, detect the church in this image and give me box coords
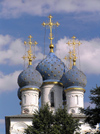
[5,15,99,134]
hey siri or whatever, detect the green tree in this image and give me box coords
[25,104,54,134]
[82,85,100,128]
[52,107,80,134]
[25,104,80,134]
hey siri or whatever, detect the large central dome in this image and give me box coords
[36,52,65,83]
[36,15,66,83]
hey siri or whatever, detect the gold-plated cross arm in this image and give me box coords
[66,36,81,66]
[23,35,38,66]
[42,15,60,53]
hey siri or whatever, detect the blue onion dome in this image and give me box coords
[36,52,65,83]
[18,65,43,89]
[62,65,87,89]
[17,65,43,100]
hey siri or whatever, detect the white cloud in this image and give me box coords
[0,35,100,94]
[1,34,100,74]
[55,37,100,74]
[0,0,100,18]
[0,71,21,93]
[79,38,100,74]
[0,34,44,93]
[0,35,12,48]
[0,35,24,65]
[0,34,43,65]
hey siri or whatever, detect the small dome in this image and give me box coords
[62,65,87,89]
[36,52,65,82]
[18,65,43,88]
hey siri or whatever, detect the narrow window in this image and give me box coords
[75,95,78,105]
[51,91,54,107]
[23,95,26,104]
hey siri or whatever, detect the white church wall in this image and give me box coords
[5,116,33,134]
[41,84,63,112]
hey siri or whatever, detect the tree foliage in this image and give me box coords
[53,107,80,134]
[82,85,100,128]
[25,104,80,134]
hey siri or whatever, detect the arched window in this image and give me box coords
[75,95,78,105]
[23,95,26,104]
[51,91,54,107]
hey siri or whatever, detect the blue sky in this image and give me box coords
[0,0,100,133]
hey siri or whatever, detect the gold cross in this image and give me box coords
[22,35,38,65]
[67,36,81,66]
[42,15,60,52]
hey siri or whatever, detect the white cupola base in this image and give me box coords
[41,83,63,112]
[65,89,84,114]
[21,89,39,114]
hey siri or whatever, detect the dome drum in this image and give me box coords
[17,85,40,100]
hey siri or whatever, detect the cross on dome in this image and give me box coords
[42,15,60,53]
[22,35,37,66]
[67,36,81,66]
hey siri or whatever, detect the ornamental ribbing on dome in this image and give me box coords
[36,52,65,82]
[18,65,43,88]
[62,65,87,89]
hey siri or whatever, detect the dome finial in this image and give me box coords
[42,15,60,53]
[67,36,81,66]
[22,35,38,66]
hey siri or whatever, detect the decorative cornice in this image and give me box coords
[43,81,63,86]
[64,87,85,92]
[20,88,40,92]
